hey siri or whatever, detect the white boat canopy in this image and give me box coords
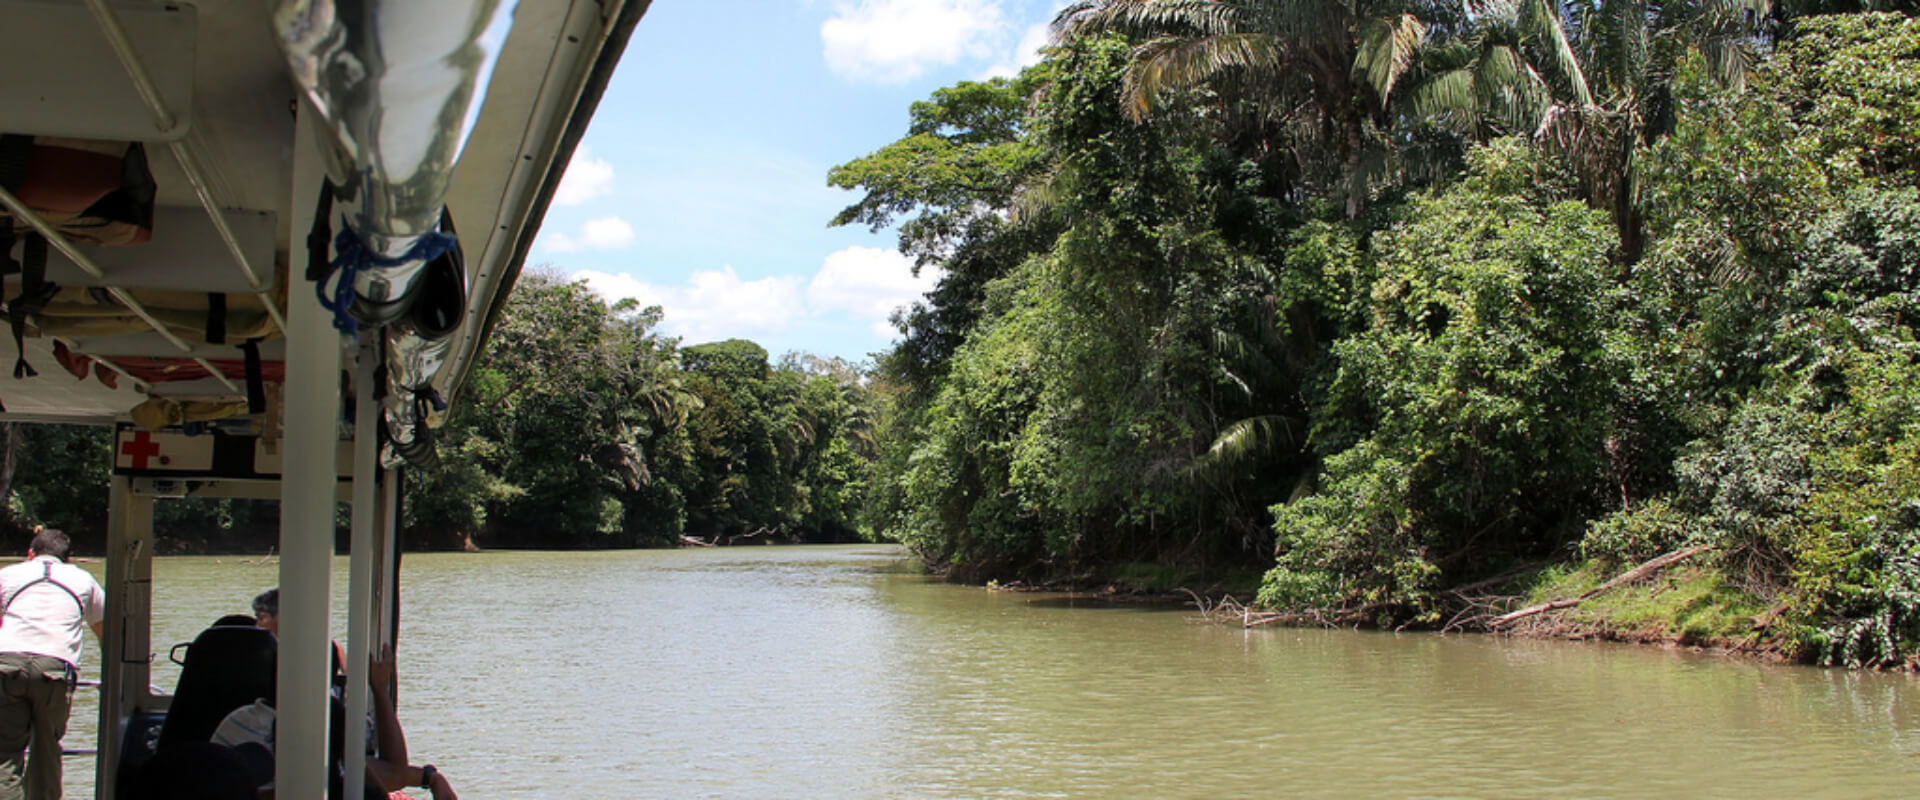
[0,1,648,797]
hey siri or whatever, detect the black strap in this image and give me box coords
[0,228,16,277]
[306,182,335,282]
[10,235,56,379]
[0,561,86,619]
[0,135,30,195]
[241,338,265,414]
[205,293,228,344]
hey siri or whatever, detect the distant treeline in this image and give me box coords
[405,272,879,550]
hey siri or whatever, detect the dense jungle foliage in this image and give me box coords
[8,3,1920,669]
[838,5,1920,666]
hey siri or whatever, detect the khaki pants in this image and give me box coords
[0,654,74,800]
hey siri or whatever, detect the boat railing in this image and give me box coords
[64,678,166,759]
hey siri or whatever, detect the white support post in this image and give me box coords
[343,332,380,800]
[97,474,153,799]
[277,105,340,800]
[378,467,400,649]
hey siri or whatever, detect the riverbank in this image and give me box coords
[1178,552,1808,667]
[1487,560,1792,663]
[982,547,1803,666]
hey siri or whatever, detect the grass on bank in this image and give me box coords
[1515,560,1770,647]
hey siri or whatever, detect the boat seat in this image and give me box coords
[112,709,166,800]
[154,624,275,751]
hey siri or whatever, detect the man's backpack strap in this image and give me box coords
[0,561,86,619]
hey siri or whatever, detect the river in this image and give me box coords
[57,544,1920,798]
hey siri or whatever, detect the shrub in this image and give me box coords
[1580,498,1717,567]
[1261,442,1439,622]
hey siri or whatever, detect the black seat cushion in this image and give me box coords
[154,625,275,750]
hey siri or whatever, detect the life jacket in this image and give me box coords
[0,134,158,380]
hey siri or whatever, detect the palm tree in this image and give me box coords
[1534,0,1771,260]
[1055,0,1445,218]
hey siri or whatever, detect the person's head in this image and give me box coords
[27,528,71,562]
[252,588,278,634]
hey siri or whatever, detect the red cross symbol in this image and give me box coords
[120,432,161,469]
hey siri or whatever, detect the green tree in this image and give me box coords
[830,74,1059,393]
[410,270,696,548]
[1265,140,1619,622]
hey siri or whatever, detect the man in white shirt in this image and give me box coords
[0,529,104,800]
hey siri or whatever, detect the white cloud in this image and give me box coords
[581,217,635,249]
[822,0,1007,84]
[553,147,615,206]
[807,245,940,321]
[572,246,939,348]
[575,266,807,343]
[573,270,657,309]
[544,216,635,253]
[982,20,1051,79]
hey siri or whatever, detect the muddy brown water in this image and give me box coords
[53,545,1920,798]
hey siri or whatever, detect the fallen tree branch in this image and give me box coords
[1492,544,1713,629]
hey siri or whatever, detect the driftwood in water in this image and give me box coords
[679,527,779,548]
[721,527,774,546]
[1187,590,1396,629]
[1491,544,1713,629]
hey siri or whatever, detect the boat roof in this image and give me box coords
[0,0,649,426]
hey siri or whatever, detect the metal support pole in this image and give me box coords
[277,105,340,800]
[343,332,380,800]
[97,475,152,800]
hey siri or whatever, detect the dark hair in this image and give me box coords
[29,528,70,562]
[252,588,278,617]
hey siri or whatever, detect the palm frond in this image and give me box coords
[1054,0,1250,43]
[1407,66,1480,132]
[1012,164,1068,223]
[1193,414,1303,478]
[1478,44,1552,130]
[1519,0,1593,105]
[1125,33,1289,119]
[1355,13,1429,105]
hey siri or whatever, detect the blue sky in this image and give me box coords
[525,0,1064,365]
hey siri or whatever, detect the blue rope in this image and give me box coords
[317,227,459,334]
